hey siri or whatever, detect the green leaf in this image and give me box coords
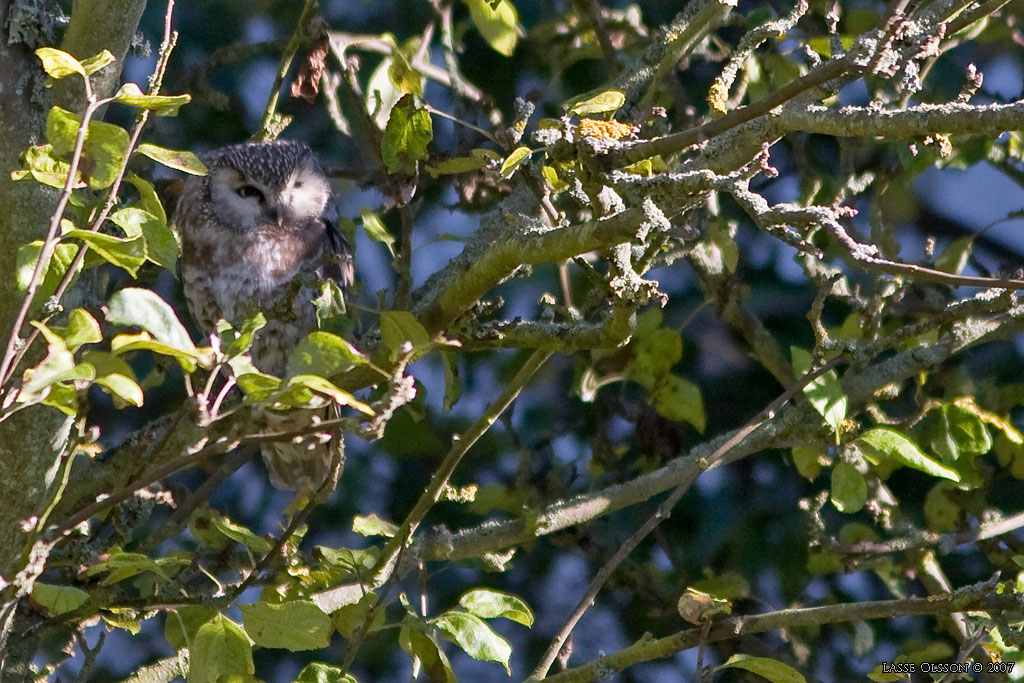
[359,206,395,256]
[426,149,499,177]
[856,427,960,481]
[388,39,425,96]
[287,331,367,378]
[380,310,431,359]
[114,82,191,115]
[46,107,130,189]
[691,571,751,601]
[567,89,626,116]
[109,207,179,272]
[366,49,403,126]
[105,288,196,352]
[628,322,682,388]
[399,623,456,683]
[189,614,254,683]
[464,0,521,56]
[15,241,81,317]
[922,402,993,463]
[499,146,531,178]
[830,461,866,513]
[294,662,357,683]
[125,172,167,223]
[791,445,827,481]
[164,605,219,650]
[20,324,77,397]
[111,332,203,372]
[791,347,847,443]
[441,349,461,412]
[84,551,176,585]
[924,481,960,532]
[210,515,272,553]
[690,219,738,274]
[352,513,399,538]
[136,143,208,175]
[458,589,534,627]
[31,583,90,616]
[432,611,512,674]
[240,601,332,652]
[381,94,433,175]
[35,47,86,79]
[14,144,83,188]
[717,654,806,683]
[52,308,102,352]
[331,592,384,638]
[215,314,267,359]
[79,50,116,75]
[286,374,374,415]
[83,351,144,407]
[63,228,146,276]
[651,374,706,433]
[935,236,973,275]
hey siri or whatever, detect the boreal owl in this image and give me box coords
[176,140,353,491]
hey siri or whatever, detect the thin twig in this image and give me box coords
[254,0,319,141]
[528,355,845,680]
[2,0,180,389]
[338,349,552,673]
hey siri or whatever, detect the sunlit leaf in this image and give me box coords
[189,614,254,683]
[13,144,83,188]
[287,331,367,378]
[651,374,706,433]
[857,427,960,481]
[294,662,357,683]
[52,308,102,352]
[791,347,846,443]
[717,653,806,683]
[63,228,146,276]
[567,89,626,116]
[464,0,521,56]
[136,143,208,175]
[359,206,395,256]
[31,583,90,616]
[399,622,456,683]
[114,82,191,115]
[381,94,432,175]
[830,461,866,513]
[352,513,399,538]
[105,288,196,352]
[240,600,331,652]
[109,207,179,272]
[499,146,531,178]
[432,611,512,674]
[380,310,431,359]
[46,107,130,189]
[210,516,272,553]
[458,589,534,626]
[79,49,116,75]
[35,47,86,79]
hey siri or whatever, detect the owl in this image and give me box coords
[176,140,353,491]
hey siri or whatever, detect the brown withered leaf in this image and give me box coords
[291,33,330,103]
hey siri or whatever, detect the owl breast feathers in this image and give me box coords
[176,140,353,491]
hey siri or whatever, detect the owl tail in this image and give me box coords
[260,408,343,492]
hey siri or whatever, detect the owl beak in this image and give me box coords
[267,202,285,227]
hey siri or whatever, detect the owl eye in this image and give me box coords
[236,185,263,200]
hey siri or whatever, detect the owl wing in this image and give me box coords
[320,200,355,288]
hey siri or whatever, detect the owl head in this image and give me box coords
[202,140,332,232]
